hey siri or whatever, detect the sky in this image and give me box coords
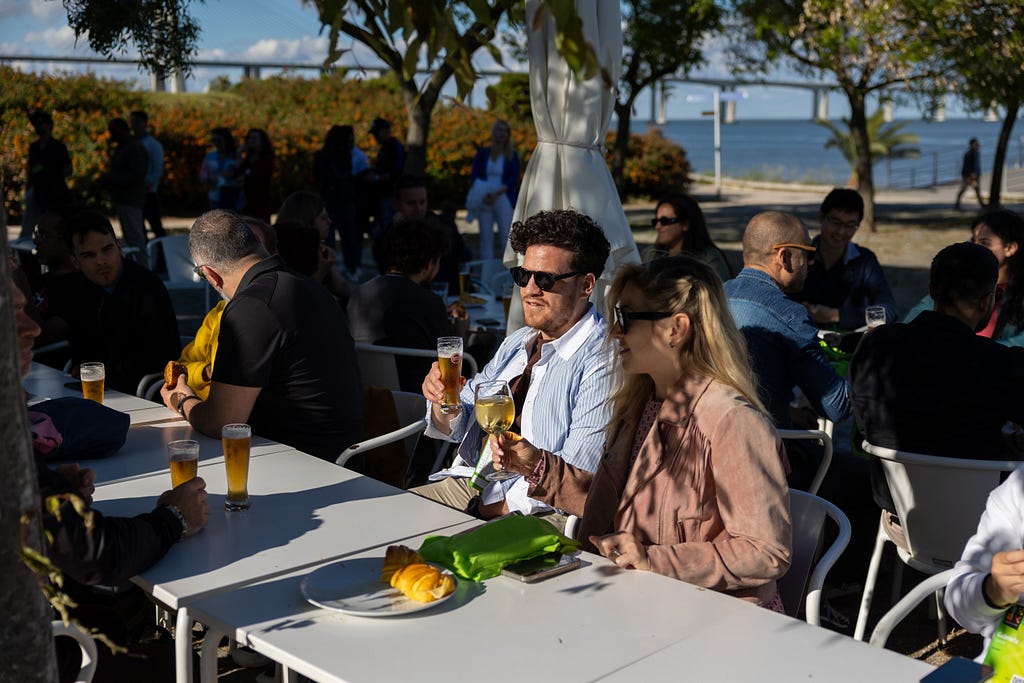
[0,0,978,122]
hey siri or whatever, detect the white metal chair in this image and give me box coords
[853,442,1019,641]
[336,391,427,480]
[147,235,211,310]
[354,342,478,391]
[52,620,98,683]
[868,569,956,648]
[777,428,833,496]
[779,489,851,626]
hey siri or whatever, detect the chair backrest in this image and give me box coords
[869,568,956,648]
[776,428,832,496]
[863,441,1019,573]
[354,342,478,391]
[52,620,98,683]
[779,489,851,626]
[147,236,200,284]
[136,372,164,401]
[337,390,427,487]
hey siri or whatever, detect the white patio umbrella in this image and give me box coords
[503,0,640,333]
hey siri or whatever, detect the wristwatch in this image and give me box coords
[177,394,201,418]
[164,504,188,536]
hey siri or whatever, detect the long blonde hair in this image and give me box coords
[491,119,514,159]
[606,256,764,437]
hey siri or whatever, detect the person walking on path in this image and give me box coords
[21,109,73,240]
[99,117,148,261]
[130,110,166,238]
[955,138,984,210]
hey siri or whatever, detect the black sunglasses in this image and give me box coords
[193,264,208,282]
[613,306,673,333]
[650,216,681,227]
[509,266,582,292]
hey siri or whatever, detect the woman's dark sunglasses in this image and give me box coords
[509,266,582,292]
[650,216,681,227]
[613,306,672,333]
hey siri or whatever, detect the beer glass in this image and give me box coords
[167,440,199,488]
[865,306,886,330]
[458,263,471,295]
[80,362,105,404]
[501,283,514,320]
[474,380,516,482]
[437,336,463,414]
[222,423,252,511]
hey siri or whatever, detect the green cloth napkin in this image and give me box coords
[419,515,580,581]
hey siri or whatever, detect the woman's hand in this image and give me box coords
[489,432,540,476]
[589,531,651,571]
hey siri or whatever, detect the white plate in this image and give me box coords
[300,557,457,617]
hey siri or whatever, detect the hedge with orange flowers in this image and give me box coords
[0,68,689,221]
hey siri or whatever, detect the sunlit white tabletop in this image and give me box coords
[25,361,177,419]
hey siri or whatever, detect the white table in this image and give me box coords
[24,361,171,416]
[186,548,934,683]
[92,450,476,682]
[599,600,934,682]
[56,419,294,485]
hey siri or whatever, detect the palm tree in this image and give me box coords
[819,109,920,185]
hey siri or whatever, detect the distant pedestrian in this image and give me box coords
[21,109,73,240]
[465,120,520,260]
[198,127,240,210]
[130,110,166,238]
[99,117,148,262]
[230,128,275,223]
[363,117,405,239]
[314,124,368,274]
[955,137,984,210]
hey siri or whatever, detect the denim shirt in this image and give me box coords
[724,268,851,428]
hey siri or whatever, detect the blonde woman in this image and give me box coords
[492,256,792,609]
[466,120,520,259]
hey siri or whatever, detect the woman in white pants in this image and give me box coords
[466,120,521,260]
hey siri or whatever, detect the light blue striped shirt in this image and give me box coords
[426,306,613,514]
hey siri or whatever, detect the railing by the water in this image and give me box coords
[880,138,1024,192]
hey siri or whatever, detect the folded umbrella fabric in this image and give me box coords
[419,514,580,581]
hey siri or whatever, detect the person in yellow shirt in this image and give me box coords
[176,216,275,399]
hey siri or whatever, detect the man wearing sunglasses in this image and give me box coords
[799,188,898,331]
[414,209,613,528]
[724,211,852,484]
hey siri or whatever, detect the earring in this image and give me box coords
[668,341,676,349]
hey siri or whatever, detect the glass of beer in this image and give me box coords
[437,336,463,415]
[167,440,199,488]
[222,423,251,511]
[458,263,471,295]
[865,306,886,330]
[80,362,105,404]
[474,380,516,482]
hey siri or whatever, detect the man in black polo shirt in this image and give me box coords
[161,209,363,461]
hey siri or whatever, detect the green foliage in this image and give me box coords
[63,0,199,78]
[486,73,533,124]
[207,75,233,93]
[607,128,692,200]
[1,69,689,218]
[818,109,920,171]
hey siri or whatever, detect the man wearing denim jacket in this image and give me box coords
[724,211,852,489]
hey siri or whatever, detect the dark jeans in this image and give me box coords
[143,192,165,238]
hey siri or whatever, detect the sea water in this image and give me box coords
[646,118,1016,187]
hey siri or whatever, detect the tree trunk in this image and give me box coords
[612,99,633,195]
[988,101,1020,209]
[0,231,59,683]
[848,93,877,232]
[402,83,438,177]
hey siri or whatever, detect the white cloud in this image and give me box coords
[30,0,63,21]
[243,35,328,62]
[23,25,79,52]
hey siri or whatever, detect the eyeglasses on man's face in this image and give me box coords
[509,266,582,292]
[824,214,860,232]
[193,264,208,282]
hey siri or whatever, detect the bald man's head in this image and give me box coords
[742,211,811,266]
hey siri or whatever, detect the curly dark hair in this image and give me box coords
[509,209,611,278]
[380,217,450,274]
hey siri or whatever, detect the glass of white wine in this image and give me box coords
[474,379,516,481]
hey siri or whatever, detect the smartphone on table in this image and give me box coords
[501,553,583,583]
